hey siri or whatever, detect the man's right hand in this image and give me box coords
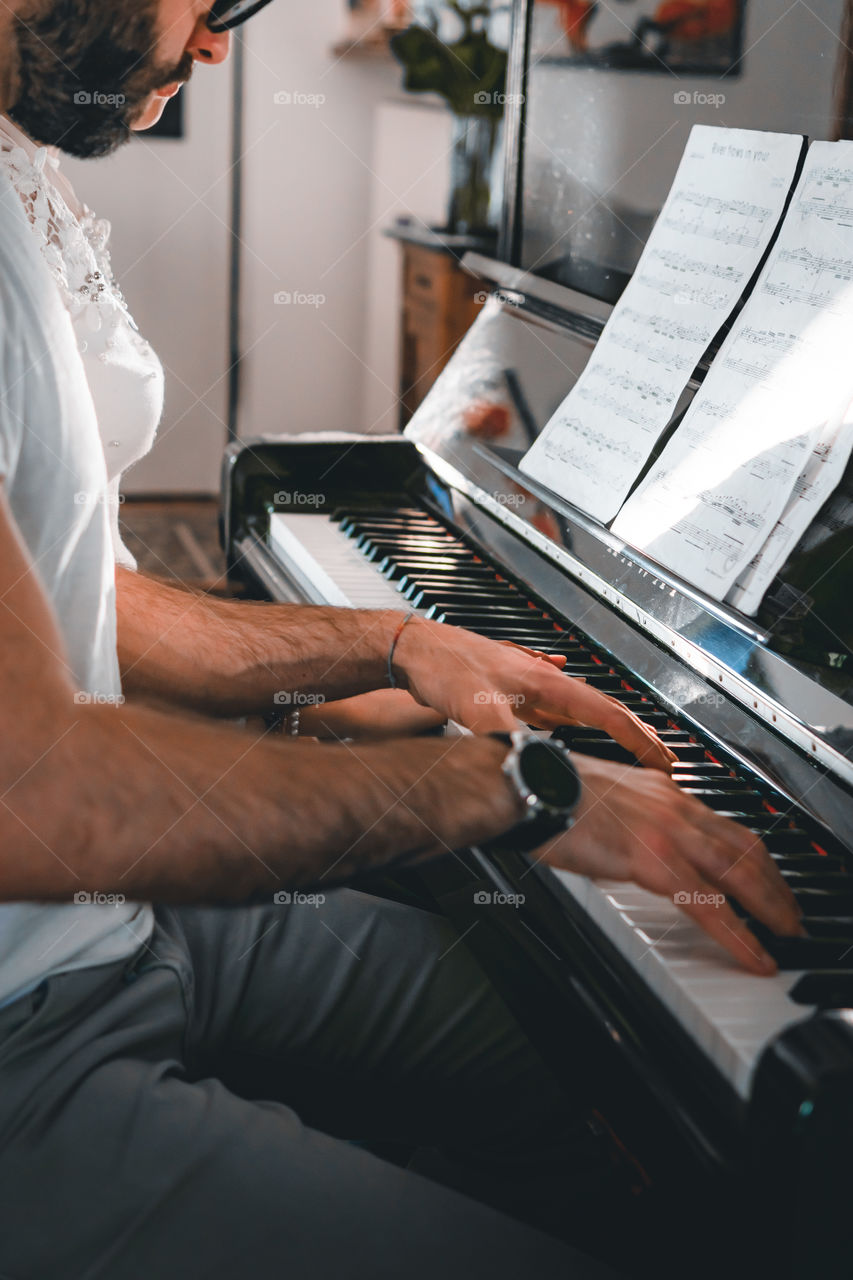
[531,756,804,975]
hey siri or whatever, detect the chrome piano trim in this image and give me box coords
[416,440,853,794]
[234,534,310,605]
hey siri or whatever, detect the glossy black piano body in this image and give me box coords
[220,261,853,1279]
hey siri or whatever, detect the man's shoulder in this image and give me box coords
[0,168,68,344]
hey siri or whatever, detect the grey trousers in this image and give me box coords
[0,891,621,1279]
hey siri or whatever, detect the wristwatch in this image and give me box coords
[481,729,582,855]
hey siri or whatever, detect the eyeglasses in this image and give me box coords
[206,0,276,33]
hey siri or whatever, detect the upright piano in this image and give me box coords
[220,3,853,1273]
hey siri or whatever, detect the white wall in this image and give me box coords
[238,0,404,441]
[362,100,452,436]
[62,60,233,493]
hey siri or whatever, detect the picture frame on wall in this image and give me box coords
[145,91,185,139]
[533,0,746,76]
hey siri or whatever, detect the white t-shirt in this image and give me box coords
[0,116,165,571]
[0,171,153,1008]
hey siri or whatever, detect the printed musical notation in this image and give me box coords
[797,164,853,225]
[661,190,771,249]
[520,125,805,524]
[614,140,853,610]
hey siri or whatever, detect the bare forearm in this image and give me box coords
[0,705,519,903]
[116,567,403,715]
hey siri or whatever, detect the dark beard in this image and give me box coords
[8,0,193,158]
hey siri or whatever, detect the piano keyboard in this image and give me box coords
[266,506,853,1098]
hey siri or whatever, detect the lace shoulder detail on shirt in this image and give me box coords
[0,139,128,324]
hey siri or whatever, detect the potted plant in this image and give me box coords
[390,2,509,235]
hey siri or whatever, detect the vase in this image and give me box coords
[446,112,503,237]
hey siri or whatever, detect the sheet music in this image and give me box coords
[519,126,805,523]
[727,414,853,614]
[613,142,853,609]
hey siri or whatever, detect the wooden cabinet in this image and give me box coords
[395,237,486,429]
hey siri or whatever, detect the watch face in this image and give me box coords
[519,742,581,811]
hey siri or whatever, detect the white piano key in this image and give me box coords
[268,514,429,612]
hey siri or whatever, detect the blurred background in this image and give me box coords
[59,0,846,504]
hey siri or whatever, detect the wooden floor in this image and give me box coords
[119,498,227,587]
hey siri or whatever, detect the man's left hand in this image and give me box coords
[394,618,677,771]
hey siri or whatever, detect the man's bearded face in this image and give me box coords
[9,0,193,158]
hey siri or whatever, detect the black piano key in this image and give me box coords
[663,743,708,763]
[797,917,853,938]
[678,788,766,813]
[748,924,853,969]
[360,540,474,561]
[789,972,853,1007]
[780,873,853,894]
[668,762,733,778]
[382,559,493,580]
[425,607,554,628]
[672,774,756,792]
[337,511,439,529]
[551,728,640,763]
[613,705,671,729]
[787,888,853,917]
[771,853,846,874]
[759,830,815,856]
[398,573,503,593]
[407,587,521,606]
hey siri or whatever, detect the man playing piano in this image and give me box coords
[0,1,804,1276]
